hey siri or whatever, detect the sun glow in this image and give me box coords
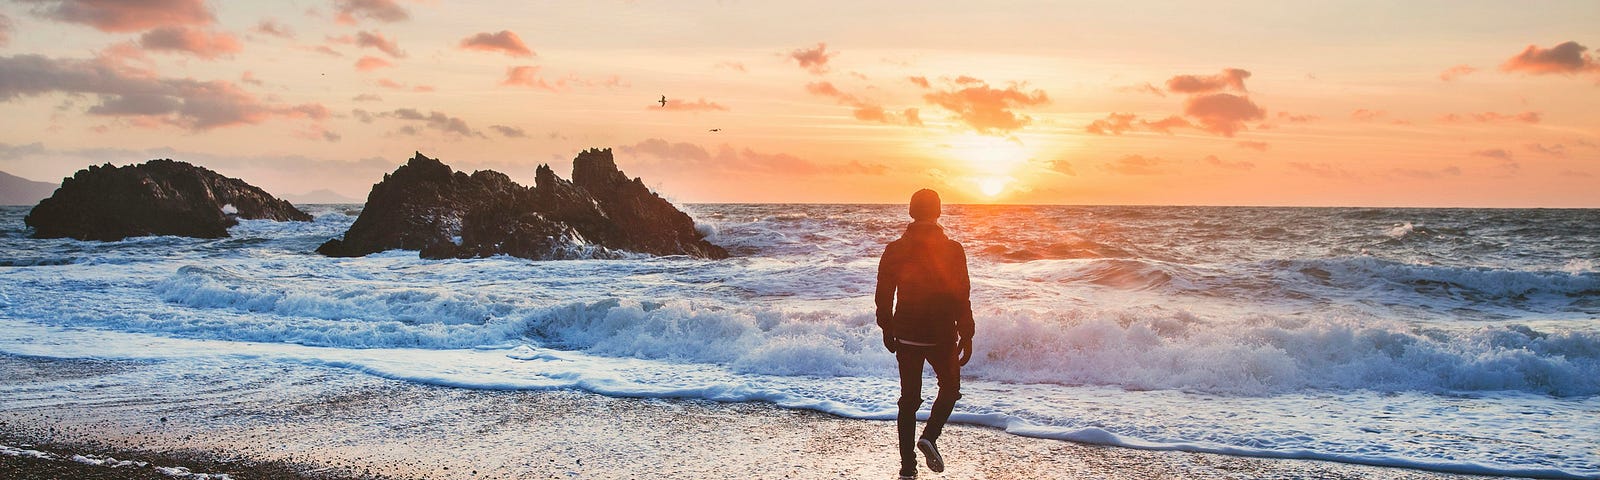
[977,176,1009,197]
[937,133,1034,199]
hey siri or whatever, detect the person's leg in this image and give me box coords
[895,346,927,473]
[921,343,962,442]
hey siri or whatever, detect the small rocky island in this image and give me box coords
[24,159,311,241]
[316,148,729,260]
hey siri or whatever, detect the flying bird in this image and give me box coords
[658,95,667,107]
[708,128,721,132]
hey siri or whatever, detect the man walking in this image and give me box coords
[875,189,974,479]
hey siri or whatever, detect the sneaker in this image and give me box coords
[917,438,944,473]
[898,462,917,479]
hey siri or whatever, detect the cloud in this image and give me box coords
[0,53,328,131]
[908,76,930,88]
[379,108,482,137]
[252,18,293,38]
[0,13,13,47]
[1525,143,1566,157]
[1392,166,1461,179]
[459,30,534,57]
[620,138,887,176]
[1100,155,1168,175]
[1350,109,1386,121]
[1500,41,1598,75]
[489,125,526,138]
[805,81,921,126]
[333,0,409,25]
[354,55,391,71]
[306,45,342,57]
[1046,158,1075,176]
[1116,82,1165,97]
[352,93,382,102]
[138,26,242,59]
[1289,162,1356,180]
[502,66,556,91]
[1471,148,1513,160]
[656,97,729,112]
[1182,93,1265,137]
[355,30,403,58]
[1165,68,1250,94]
[240,71,262,86]
[714,61,746,73]
[1437,111,1540,124]
[1276,111,1319,123]
[19,0,213,32]
[1085,113,1190,135]
[1439,64,1477,81]
[1235,141,1269,151]
[374,78,432,92]
[923,77,1049,134]
[1202,155,1254,170]
[790,43,836,75]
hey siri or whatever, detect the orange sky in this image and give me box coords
[1,1,1597,207]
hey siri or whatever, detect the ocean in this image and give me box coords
[1,204,1596,478]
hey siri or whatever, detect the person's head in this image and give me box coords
[909,189,941,221]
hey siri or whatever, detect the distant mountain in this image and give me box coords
[0,170,58,206]
[283,189,361,205]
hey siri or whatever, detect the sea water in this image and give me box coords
[1,204,1596,478]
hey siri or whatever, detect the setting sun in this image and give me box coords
[976,176,1009,197]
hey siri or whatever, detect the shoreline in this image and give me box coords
[0,354,1521,479]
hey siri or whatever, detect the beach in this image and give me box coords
[0,354,1522,479]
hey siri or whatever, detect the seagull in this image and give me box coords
[708,128,721,132]
[658,95,667,107]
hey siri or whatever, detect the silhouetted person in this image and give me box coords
[876,189,974,479]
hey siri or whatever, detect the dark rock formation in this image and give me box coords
[24,159,312,241]
[317,149,728,260]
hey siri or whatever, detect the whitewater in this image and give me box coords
[1,204,1597,478]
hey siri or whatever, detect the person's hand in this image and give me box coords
[957,338,973,366]
[882,332,898,353]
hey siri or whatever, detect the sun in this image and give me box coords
[977,176,1009,197]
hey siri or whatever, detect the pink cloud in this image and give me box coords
[908,76,930,88]
[1182,93,1265,137]
[1276,111,1319,123]
[1436,111,1541,124]
[333,0,409,25]
[1471,148,1513,160]
[1500,41,1598,75]
[656,98,729,112]
[621,138,887,176]
[1525,143,1567,157]
[1350,109,1387,121]
[1391,166,1461,179]
[1085,113,1191,135]
[489,125,526,138]
[923,77,1049,134]
[1235,141,1269,151]
[1165,68,1250,94]
[715,61,746,73]
[1290,162,1356,180]
[21,0,213,32]
[502,66,556,91]
[352,93,382,102]
[355,30,404,58]
[355,55,391,71]
[137,26,242,60]
[1100,155,1168,176]
[376,78,431,92]
[0,13,13,47]
[803,81,923,127]
[377,108,482,137]
[1116,82,1166,97]
[1203,155,1254,170]
[240,70,262,86]
[252,18,293,39]
[460,30,534,57]
[307,45,342,57]
[790,43,836,75]
[1439,64,1477,81]
[0,54,328,131]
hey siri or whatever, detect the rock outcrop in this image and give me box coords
[24,159,312,241]
[316,149,728,260]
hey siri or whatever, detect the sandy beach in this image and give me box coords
[0,354,1521,480]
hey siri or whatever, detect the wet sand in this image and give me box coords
[0,354,1516,479]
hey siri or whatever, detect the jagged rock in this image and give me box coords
[317,149,728,260]
[24,159,311,241]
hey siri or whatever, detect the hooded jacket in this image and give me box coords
[875,220,974,346]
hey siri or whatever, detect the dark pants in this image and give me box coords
[896,342,961,465]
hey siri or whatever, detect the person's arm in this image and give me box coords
[954,243,975,365]
[875,244,899,352]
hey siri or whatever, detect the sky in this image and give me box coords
[0,0,1597,207]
